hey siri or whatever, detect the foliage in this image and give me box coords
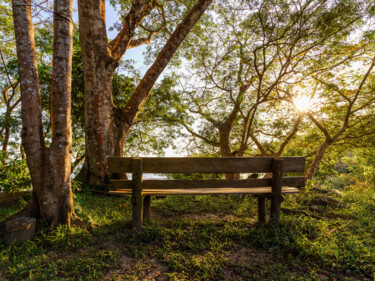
[340,148,375,184]
[125,75,187,156]
[0,158,31,193]
[163,0,375,160]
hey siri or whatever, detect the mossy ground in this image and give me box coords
[0,182,374,280]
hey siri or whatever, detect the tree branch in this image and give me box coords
[119,0,213,133]
[181,123,220,147]
[277,115,302,155]
[109,0,155,60]
[127,23,164,49]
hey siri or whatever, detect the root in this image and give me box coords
[311,187,343,196]
[310,196,345,207]
[0,195,40,229]
[71,215,93,230]
[1,195,93,232]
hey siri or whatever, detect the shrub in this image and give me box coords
[0,158,31,193]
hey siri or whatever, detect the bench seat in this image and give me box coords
[108,187,300,196]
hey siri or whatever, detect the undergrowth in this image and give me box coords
[0,181,374,280]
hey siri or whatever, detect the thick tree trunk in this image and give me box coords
[10,0,74,226]
[219,128,233,158]
[47,0,75,224]
[77,0,119,186]
[217,89,246,180]
[77,0,213,186]
[306,141,330,180]
[78,68,117,186]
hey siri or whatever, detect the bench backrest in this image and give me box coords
[108,157,305,173]
[108,157,305,190]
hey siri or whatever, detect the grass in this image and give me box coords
[0,181,374,280]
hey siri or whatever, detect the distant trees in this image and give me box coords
[171,0,375,178]
[0,0,20,162]
[0,79,20,161]
[304,56,375,179]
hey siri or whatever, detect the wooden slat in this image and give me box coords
[108,157,305,174]
[107,186,300,196]
[282,176,305,188]
[109,176,305,190]
[110,178,270,190]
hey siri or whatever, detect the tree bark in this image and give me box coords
[9,0,74,226]
[77,0,213,186]
[75,0,118,186]
[219,125,240,180]
[218,85,250,180]
[306,140,330,180]
[47,0,75,224]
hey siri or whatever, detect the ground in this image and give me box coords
[0,183,374,280]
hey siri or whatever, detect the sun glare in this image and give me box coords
[293,95,311,112]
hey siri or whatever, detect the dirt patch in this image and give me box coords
[222,244,336,281]
[105,255,169,280]
[223,244,274,280]
[149,210,168,221]
[179,213,224,221]
[226,244,272,265]
[0,271,7,281]
[101,239,120,251]
[223,244,370,281]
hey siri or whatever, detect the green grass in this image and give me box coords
[0,182,374,280]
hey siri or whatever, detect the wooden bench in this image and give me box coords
[108,157,305,230]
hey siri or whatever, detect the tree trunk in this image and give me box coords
[1,88,21,162]
[1,124,10,161]
[77,0,213,186]
[76,0,119,186]
[9,0,74,226]
[219,127,240,180]
[306,141,330,180]
[47,0,75,224]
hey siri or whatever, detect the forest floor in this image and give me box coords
[0,181,374,280]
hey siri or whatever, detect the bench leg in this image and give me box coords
[132,192,143,231]
[257,196,266,223]
[143,195,151,222]
[271,158,283,227]
[270,195,282,227]
[132,158,143,231]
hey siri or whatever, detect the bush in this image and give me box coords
[0,158,31,193]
